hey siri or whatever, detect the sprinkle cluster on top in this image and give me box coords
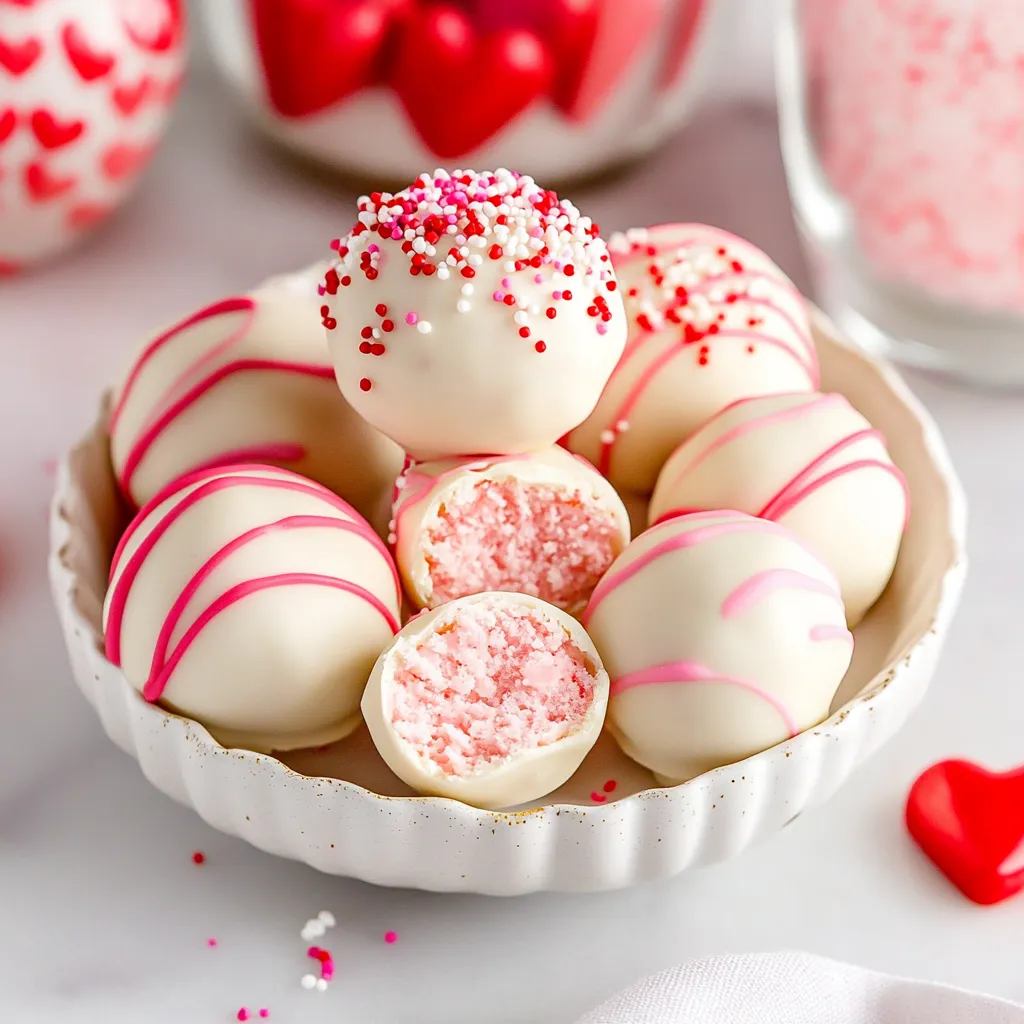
[609,227,783,354]
[320,170,618,369]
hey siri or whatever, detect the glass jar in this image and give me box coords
[776,0,1024,386]
[202,0,729,186]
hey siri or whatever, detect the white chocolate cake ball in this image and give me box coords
[108,277,404,518]
[566,224,819,493]
[583,511,853,783]
[362,592,609,809]
[649,393,909,626]
[392,446,630,615]
[103,465,402,752]
[322,168,627,460]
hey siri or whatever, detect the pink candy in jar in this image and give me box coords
[0,0,186,271]
[779,0,1024,383]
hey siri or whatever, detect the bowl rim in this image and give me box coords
[50,306,968,823]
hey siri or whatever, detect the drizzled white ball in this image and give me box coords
[322,169,627,460]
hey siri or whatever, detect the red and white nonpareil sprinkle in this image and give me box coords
[322,168,617,376]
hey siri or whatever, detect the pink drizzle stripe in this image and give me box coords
[583,514,795,626]
[809,624,854,644]
[106,471,399,666]
[108,463,334,581]
[143,574,400,702]
[610,660,798,737]
[117,358,336,495]
[721,568,842,618]
[184,443,307,478]
[146,515,386,695]
[664,393,844,493]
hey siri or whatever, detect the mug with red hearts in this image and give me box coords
[0,0,186,273]
[202,0,727,184]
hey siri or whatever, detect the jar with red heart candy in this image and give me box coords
[0,0,186,272]
[201,0,728,185]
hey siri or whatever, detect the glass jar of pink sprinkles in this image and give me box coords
[777,0,1024,385]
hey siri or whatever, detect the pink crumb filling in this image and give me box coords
[424,480,620,610]
[389,602,598,778]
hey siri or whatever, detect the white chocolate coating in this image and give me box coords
[102,465,402,752]
[649,392,909,626]
[361,593,610,810]
[108,277,403,520]
[323,169,627,460]
[391,446,631,613]
[567,223,819,493]
[583,511,853,783]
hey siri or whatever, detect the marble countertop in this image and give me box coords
[3,56,1024,1024]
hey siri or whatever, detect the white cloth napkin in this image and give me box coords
[575,952,1024,1024]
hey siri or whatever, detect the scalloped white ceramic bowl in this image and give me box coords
[49,303,966,895]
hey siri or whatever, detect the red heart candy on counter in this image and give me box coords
[391,4,552,158]
[906,759,1024,906]
[250,0,406,119]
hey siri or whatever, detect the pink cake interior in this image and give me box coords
[424,480,620,610]
[388,601,598,778]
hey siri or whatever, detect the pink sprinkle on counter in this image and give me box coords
[384,931,398,944]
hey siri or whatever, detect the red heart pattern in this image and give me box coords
[62,22,116,81]
[101,140,154,180]
[391,5,552,157]
[67,201,115,230]
[25,160,77,202]
[30,108,85,149]
[906,759,1024,906]
[0,33,42,75]
[0,108,16,145]
[251,0,402,119]
[112,75,152,115]
[120,0,184,54]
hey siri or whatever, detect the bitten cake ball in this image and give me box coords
[103,465,402,752]
[108,277,404,519]
[649,393,909,626]
[583,511,852,783]
[566,224,819,493]
[362,593,609,809]
[322,168,627,460]
[391,446,630,615]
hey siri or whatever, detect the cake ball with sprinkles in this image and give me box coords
[321,169,627,461]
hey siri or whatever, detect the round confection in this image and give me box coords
[108,277,404,520]
[583,511,853,784]
[102,465,402,752]
[362,592,609,809]
[322,168,627,460]
[565,223,819,493]
[391,446,630,615]
[649,392,909,626]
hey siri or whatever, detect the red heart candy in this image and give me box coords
[120,0,185,54]
[0,108,16,146]
[555,0,660,122]
[658,0,706,91]
[0,34,42,76]
[101,141,154,180]
[906,759,1024,906]
[112,76,153,116]
[391,5,552,158]
[24,160,77,202]
[30,109,85,150]
[250,0,402,119]
[473,0,606,119]
[62,23,116,82]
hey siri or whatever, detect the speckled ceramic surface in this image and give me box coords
[49,295,966,895]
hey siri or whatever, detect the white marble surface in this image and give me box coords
[3,39,1024,1024]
